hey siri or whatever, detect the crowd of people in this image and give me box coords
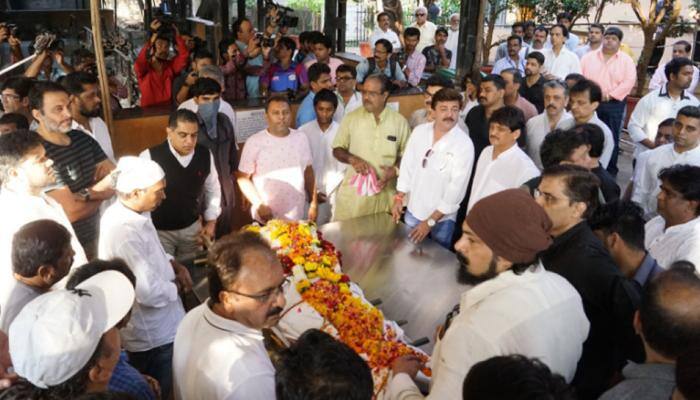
[0,7,698,400]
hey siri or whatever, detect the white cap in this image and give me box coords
[9,270,135,388]
[114,156,165,193]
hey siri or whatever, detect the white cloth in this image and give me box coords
[525,111,575,169]
[580,113,614,169]
[467,145,539,212]
[179,98,239,143]
[369,28,402,51]
[386,263,589,400]
[98,201,185,352]
[648,62,699,94]
[173,302,276,400]
[0,189,88,298]
[139,141,222,222]
[338,91,363,116]
[410,21,437,54]
[446,28,459,69]
[396,122,474,221]
[633,144,700,216]
[299,120,346,197]
[71,117,115,163]
[542,47,581,80]
[645,216,700,271]
[627,86,699,158]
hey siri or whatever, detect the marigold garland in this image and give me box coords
[245,220,430,377]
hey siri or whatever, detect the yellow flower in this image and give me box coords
[339,283,350,294]
[292,256,306,266]
[296,279,311,293]
[304,262,319,272]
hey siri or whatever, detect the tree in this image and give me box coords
[482,0,510,64]
[531,0,596,24]
[630,0,681,96]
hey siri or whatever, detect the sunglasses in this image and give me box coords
[416,13,426,16]
[422,149,433,168]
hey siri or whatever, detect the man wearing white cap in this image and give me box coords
[2,270,134,398]
[0,130,87,298]
[99,156,192,400]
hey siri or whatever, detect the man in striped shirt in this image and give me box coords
[29,81,115,260]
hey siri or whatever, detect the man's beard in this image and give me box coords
[80,105,101,119]
[42,115,72,134]
[455,252,499,286]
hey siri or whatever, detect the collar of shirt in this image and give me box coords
[658,83,690,100]
[492,142,519,161]
[460,262,546,310]
[71,118,95,135]
[622,362,675,383]
[112,200,151,228]
[203,301,265,341]
[550,221,587,250]
[310,119,339,135]
[633,253,662,287]
[661,215,700,234]
[167,138,195,166]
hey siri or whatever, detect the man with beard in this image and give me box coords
[398,28,426,87]
[63,72,116,162]
[492,36,526,75]
[464,74,506,158]
[530,25,548,52]
[29,81,115,260]
[388,189,589,399]
[422,27,452,74]
[135,19,190,107]
[575,24,605,59]
[526,80,575,169]
[99,156,192,400]
[173,231,287,400]
[520,51,546,113]
[648,40,699,93]
[190,78,237,236]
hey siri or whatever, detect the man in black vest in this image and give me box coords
[190,77,237,237]
[140,109,222,261]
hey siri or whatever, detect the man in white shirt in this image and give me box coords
[556,12,580,51]
[409,75,454,129]
[140,109,222,261]
[542,24,581,80]
[63,72,116,162]
[569,79,614,168]
[633,106,700,216]
[445,13,460,69]
[173,231,286,400]
[99,156,192,400]
[575,24,604,59]
[529,25,548,52]
[393,88,474,248]
[628,57,699,160]
[526,80,575,169]
[467,106,539,212]
[335,64,363,116]
[495,22,529,62]
[0,130,87,298]
[369,12,402,52]
[492,36,526,75]
[410,7,437,53]
[648,40,700,94]
[300,89,346,224]
[644,164,700,270]
[388,189,589,399]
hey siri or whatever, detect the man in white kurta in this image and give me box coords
[467,106,539,212]
[387,189,589,399]
[525,80,575,169]
[542,25,581,80]
[99,156,190,400]
[0,130,87,298]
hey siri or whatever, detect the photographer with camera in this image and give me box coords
[23,34,72,81]
[173,49,214,105]
[0,23,23,69]
[260,36,309,99]
[135,18,190,107]
[232,17,267,98]
[219,38,247,102]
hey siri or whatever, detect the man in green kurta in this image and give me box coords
[332,74,411,221]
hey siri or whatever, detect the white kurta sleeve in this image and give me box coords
[114,239,179,308]
[396,132,419,194]
[226,373,276,400]
[627,96,651,144]
[203,151,222,222]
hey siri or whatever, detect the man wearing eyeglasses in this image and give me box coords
[1,77,33,125]
[393,88,474,248]
[173,231,287,400]
[410,6,436,54]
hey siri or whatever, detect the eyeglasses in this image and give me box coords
[336,76,354,82]
[533,188,565,205]
[416,13,426,16]
[227,277,291,303]
[1,93,19,101]
[422,148,433,168]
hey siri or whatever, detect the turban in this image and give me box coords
[466,189,553,264]
[114,156,165,193]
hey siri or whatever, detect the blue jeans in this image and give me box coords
[404,210,455,249]
[128,343,174,400]
[597,99,626,176]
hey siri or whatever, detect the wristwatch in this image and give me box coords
[427,218,436,227]
[78,188,91,202]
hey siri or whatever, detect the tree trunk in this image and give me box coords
[482,3,498,64]
[473,0,487,73]
[635,29,656,97]
[594,0,607,23]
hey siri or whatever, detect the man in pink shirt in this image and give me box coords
[236,96,318,222]
[305,34,344,85]
[501,68,538,122]
[580,26,636,176]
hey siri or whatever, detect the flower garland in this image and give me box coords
[246,220,430,376]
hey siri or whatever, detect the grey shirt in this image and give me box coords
[599,362,675,400]
[0,281,42,332]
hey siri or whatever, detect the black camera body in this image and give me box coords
[255,32,275,48]
[264,0,299,28]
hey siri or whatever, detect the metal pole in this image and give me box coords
[90,0,115,142]
[0,54,37,77]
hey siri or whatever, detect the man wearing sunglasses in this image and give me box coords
[410,6,436,54]
[393,88,474,248]
[173,231,288,400]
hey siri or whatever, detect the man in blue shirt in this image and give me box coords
[296,63,334,127]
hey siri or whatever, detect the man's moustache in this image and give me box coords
[267,307,283,318]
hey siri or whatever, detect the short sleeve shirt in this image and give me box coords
[43,130,108,245]
[238,129,313,221]
[261,62,309,93]
[422,45,452,70]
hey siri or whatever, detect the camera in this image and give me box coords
[0,23,18,37]
[255,33,275,48]
[264,0,299,28]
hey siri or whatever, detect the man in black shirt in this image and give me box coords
[535,164,643,399]
[574,123,620,203]
[29,81,115,260]
[520,51,546,113]
[465,74,506,158]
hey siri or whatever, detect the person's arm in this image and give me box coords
[608,57,636,101]
[439,48,451,68]
[8,35,22,64]
[632,154,656,215]
[52,50,73,74]
[175,72,197,105]
[304,165,318,221]
[24,51,49,78]
[236,170,274,222]
[355,60,369,90]
[647,64,665,90]
[627,96,655,149]
[47,187,103,222]
[134,39,153,79]
[422,48,436,73]
[201,153,222,239]
[599,125,614,169]
[611,274,645,363]
[171,31,191,75]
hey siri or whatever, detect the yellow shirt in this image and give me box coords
[332,105,411,221]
